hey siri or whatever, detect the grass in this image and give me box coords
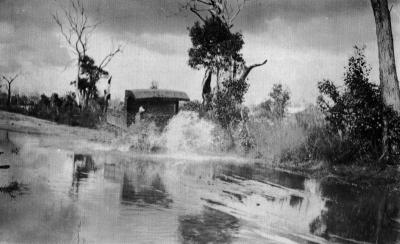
[247,116,306,161]
[245,105,400,185]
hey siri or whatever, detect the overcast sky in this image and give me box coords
[1,0,400,105]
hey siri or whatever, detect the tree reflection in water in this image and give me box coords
[179,207,240,244]
[310,182,400,243]
[71,154,97,194]
[103,158,173,208]
[121,172,172,207]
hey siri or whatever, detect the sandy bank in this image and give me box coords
[0,110,116,143]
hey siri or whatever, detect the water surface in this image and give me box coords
[0,130,399,243]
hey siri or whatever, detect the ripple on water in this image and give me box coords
[0,130,399,243]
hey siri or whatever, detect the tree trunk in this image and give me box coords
[226,127,235,151]
[7,85,11,108]
[371,0,400,158]
[76,60,82,107]
[216,67,220,90]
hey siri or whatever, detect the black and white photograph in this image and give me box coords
[1,0,400,243]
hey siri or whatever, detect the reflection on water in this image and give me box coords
[121,171,172,207]
[0,130,399,243]
[310,182,400,243]
[179,207,240,244]
[71,154,97,195]
[103,160,173,207]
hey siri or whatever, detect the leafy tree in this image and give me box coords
[257,83,290,121]
[189,17,244,82]
[40,94,51,107]
[184,0,267,149]
[51,93,62,116]
[19,94,29,106]
[185,1,267,105]
[318,46,400,161]
[212,78,248,128]
[51,93,62,108]
[77,55,109,107]
[211,77,249,148]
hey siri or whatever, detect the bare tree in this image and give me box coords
[150,80,159,89]
[53,0,121,107]
[181,0,248,28]
[2,74,19,108]
[370,0,400,158]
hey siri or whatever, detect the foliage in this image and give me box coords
[273,46,400,166]
[256,83,290,121]
[0,91,106,128]
[317,45,400,161]
[237,107,255,153]
[188,16,244,74]
[279,125,361,165]
[77,55,109,107]
[211,78,248,129]
[186,8,265,152]
[181,100,203,113]
[248,116,306,161]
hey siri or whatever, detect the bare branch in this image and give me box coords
[2,73,19,86]
[247,58,268,69]
[52,0,95,58]
[238,57,268,82]
[190,6,207,22]
[183,0,250,28]
[98,46,123,69]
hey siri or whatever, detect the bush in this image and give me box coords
[254,83,290,121]
[248,117,306,160]
[278,46,400,166]
[181,100,202,113]
[211,78,248,130]
[317,45,400,162]
[280,125,360,165]
[1,92,106,129]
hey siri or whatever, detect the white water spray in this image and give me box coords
[116,111,224,154]
[161,111,217,153]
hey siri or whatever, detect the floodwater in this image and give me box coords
[0,130,400,244]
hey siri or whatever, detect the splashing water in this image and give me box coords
[161,111,216,153]
[115,111,227,155]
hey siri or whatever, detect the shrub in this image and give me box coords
[248,117,306,160]
[277,45,400,166]
[255,83,290,121]
[181,100,202,113]
[211,78,248,130]
[317,45,400,162]
[1,91,106,129]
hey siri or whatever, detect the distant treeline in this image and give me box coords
[0,92,106,128]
